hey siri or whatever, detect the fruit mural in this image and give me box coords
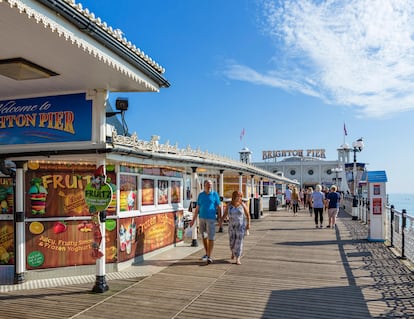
[25,163,117,218]
[0,222,14,265]
[0,178,13,214]
[24,162,118,269]
[28,177,47,215]
[26,219,117,269]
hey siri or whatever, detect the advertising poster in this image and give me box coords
[0,221,14,265]
[0,177,13,214]
[117,212,181,262]
[0,93,92,145]
[158,180,169,205]
[373,184,381,195]
[224,177,243,198]
[171,180,181,203]
[119,175,137,211]
[26,219,117,269]
[141,179,154,206]
[372,198,382,215]
[25,162,117,218]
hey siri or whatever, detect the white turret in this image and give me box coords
[239,147,252,164]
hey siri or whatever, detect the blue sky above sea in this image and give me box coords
[78,0,414,194]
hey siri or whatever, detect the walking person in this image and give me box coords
[300,188,305,209]
[222,191,250,265]
[306,187,313,216]
[291,187,300,216]
[285,186,292,212]
[326,185,341,229]
[311,184,325,228]
[190,179,221,264]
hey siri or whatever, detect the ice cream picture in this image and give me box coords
[28,177,48,215]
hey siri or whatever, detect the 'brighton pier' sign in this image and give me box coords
[262,149,326,160]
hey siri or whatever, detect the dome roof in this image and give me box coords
[338,143,350,150]
[239,147,250,153]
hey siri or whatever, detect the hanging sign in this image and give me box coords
[84,165,113,260]
[84,165,113,213]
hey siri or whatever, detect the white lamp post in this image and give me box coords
[331,167,343,189]
[351,138,364,220]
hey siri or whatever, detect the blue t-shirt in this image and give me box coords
[326,192,341,208]
[197,191,220,219]
[311,191,325,208]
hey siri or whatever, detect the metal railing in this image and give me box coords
[343,195,414,263]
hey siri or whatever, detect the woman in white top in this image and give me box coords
[311,184,325,228]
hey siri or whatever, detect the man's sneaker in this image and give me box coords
[201,255,208,261]
[320,224,323,228]
[207,257,213,264]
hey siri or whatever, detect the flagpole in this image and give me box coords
[343,123,347,144]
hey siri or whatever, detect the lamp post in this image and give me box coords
[351,138,364,220]
[331,167,343,189]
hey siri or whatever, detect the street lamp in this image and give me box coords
[331,167,343,189]
[352,138,364,195]
[351,138,364,220]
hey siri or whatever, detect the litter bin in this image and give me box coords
[269,196,277,211]
[254,198,260,219]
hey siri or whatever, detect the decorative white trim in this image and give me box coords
[3,0,162,91]
[110,130,295,184]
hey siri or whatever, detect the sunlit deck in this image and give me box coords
[1,207,413,319]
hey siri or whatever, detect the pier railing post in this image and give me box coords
[399,209,407,260]
[352,195,358,220]
[389,205,394,248]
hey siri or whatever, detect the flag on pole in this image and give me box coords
[240,128,245,141]
[343,123,348,136]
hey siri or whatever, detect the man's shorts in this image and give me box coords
[199,218,216,240]
[328,208,339,218]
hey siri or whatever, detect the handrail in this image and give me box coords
[342,195,414,264]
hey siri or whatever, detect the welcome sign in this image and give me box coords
[0,93,92,145]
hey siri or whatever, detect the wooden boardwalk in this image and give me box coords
[1,207,413,319]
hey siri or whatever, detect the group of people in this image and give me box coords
[189,180,342,267]
[285,185,342,229]
[190,180,250,265]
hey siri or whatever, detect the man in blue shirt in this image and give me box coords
[190,180,221,264]
[326,185,341,229]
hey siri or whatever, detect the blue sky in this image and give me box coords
[79,0,414,194]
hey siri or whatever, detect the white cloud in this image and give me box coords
[223,0,414,117]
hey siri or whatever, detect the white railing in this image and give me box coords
[343,195,414,263]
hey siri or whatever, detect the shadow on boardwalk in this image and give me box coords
[0,208,413,319]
